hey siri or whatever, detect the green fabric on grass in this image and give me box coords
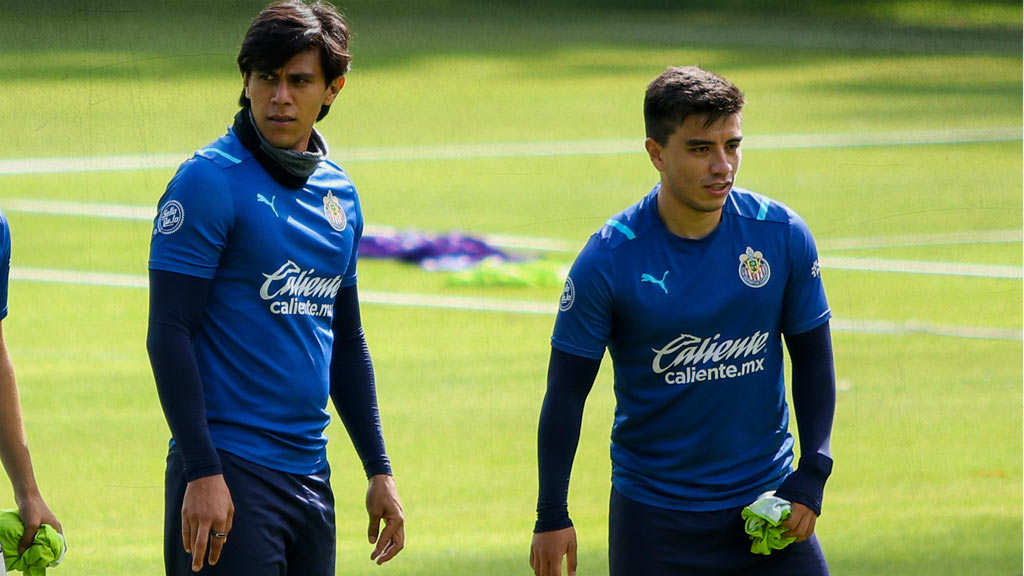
[447,258,569,288]
[0,510,65,575]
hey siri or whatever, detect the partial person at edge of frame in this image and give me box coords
[0,210,65,575]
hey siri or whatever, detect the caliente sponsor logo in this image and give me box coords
[260,260,342,317]
[651,331,771,385]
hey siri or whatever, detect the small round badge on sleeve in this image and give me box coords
[155,200,185,235]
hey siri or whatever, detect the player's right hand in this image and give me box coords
[530,526,577,576]
[181,474,234,572]
[14,490,61,555]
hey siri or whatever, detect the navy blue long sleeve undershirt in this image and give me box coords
[147,269,391,482]
[330,284,392,478]
[775,320,836,516]
[534,348,601,533]
[534,320,836,532]
[146,269,220,482]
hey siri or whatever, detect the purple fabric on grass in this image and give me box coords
[359,231,514,271]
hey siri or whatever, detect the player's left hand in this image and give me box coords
[780,501,817,542]
[366,474,404,565]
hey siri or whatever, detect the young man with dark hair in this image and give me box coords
[147,2,404,574]
[0,211,63,574]
[530,66,835,575]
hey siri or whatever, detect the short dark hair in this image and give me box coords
[237,0,351,121]
[644,66,745,145]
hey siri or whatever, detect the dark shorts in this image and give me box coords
[165,448,336,576]
[609,487,829,576]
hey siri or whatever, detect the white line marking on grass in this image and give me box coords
[818,230,1022,251]
[821,256,1022,279]
[4,197,1022,262]
[10,267,1022,341]
[0,127,1019,175]
[748,126,1021,150]
[10,194,1019,276]
[4,198,1020,277]
[830,318,1022,342]
[1,198,580,253]
[0,154,187,176]
[11,267,148,289]
[4,198,155,221]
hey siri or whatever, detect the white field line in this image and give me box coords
[11,267,148,289]
[8,197,1022,278]
[4,198,156,221]
[0,126,1019,176]
[0,198,579,253]
[818,230,1021,251]
[2,198,1023,276]
[9,266,1020,341]
[820,256,1021,279]
[827,318,1022,342]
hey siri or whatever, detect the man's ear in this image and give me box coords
[645,137,665,172]
[242,72,251,99]
[323,77,344,106]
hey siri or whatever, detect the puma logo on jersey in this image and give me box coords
[257,193,279,217]
[641,270,669,294]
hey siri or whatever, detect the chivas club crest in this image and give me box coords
[738,246,770,288]
[323,191,347,232]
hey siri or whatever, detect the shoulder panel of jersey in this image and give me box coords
[596,185,661,250]
[192,128,253,170]
[724,186,796,226]
[148,131,249,279]
[318,157,347,175]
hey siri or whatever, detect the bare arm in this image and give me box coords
[0,321,61,553]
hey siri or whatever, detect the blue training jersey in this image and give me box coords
[0,210,9,320]
[553,184,830,511]
[149,127,361,475]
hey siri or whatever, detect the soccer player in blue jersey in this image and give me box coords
[530,66,835,576]
[0,211,63,567]
[147,2,404,574]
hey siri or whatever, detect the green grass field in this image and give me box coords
[0,1,1021,574]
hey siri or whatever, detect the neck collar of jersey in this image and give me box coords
[233,107,329,190]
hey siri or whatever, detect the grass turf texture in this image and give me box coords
[0,1,1020,574]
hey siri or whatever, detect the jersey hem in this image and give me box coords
[611,477,782,513]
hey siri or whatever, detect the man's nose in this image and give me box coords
[710,149,734,175]
[271,81,292,105]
